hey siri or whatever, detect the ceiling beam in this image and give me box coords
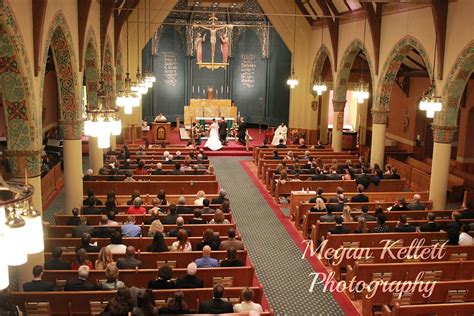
[114,0,140,64]
[77,0,92,72]
[32,0,48,76]
[296,0,314,26]
[361,2,382,75]
[326,0,339,16]
[343,0,353,13]
[405,55,427,71]
[431,0,448,80]
[315,0,339,71]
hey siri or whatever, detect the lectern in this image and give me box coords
[150,122,171,143]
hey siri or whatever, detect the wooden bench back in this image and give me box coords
[85,194,220,205]
[382,302,474,316]
[83,181,219,195]
[86,175,216,182]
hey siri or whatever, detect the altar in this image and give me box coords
[184,99,237,127]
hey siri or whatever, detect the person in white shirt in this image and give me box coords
[233,287,263,313]
[194,190,206,206]
[271,123,287,145]
[458,224,474,246]
[154,112,167,122]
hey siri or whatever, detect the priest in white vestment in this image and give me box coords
[271,123,288,145]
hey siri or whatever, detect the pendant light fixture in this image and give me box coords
[286,2,299,89]
[419,36,442,118]
[354,18,369,104]
[131,3,148,95]
[116,1,141,114]
[143,0,156,86]
[312,20,327,96]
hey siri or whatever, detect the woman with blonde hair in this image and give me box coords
[210,210,230,224]
[100,263,125,289]
[206,164,216,175]
[354,216,368,233]
[342,205,353,222]
[194,190,206,206]
[310,197,326,212]
[148,219,164,237]
[95,247,115,270]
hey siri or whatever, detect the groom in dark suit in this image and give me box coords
[237,117,247,145]
[218,117,227,145]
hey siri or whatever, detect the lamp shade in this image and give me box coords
[23,215,44,254]
[4,225,28,266]
[0,260,8,290]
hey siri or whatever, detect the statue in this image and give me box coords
[220,32,229,63]
[207,86,214,100]
[194,32,206,63]
[201,23,226,61]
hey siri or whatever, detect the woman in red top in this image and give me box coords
[71,248,94,270]
[127,197,147,214]
[134,160,149,175]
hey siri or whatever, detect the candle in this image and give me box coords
[221,86,223,94]
[192,85,195,93]
[227,86,229,93]
[198,86,200,93]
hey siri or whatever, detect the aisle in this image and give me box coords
[211,157,347,315]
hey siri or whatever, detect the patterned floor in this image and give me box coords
[211,157,345,315]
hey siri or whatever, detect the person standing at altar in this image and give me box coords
[218,117,227,145]
[271,123,288,145]
[154,112,167,122]
[237,117,247,145]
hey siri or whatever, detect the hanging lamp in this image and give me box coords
[287,2,299,89]
[116,1,141,114]
[143,0,156,86]
[419,36,442,118]
[353,19,369,104]
[312,21,327,96]
[131,3,149,95]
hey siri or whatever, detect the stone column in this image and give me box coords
[429,125,457,210]
[61,121,83,213]
[319,93,329,143]
[110,135,117,151]
[331,100,346,152]
[88,137,103,175]
[370,109,389,167]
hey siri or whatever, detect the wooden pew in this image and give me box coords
[363,280,474,315]
[13,287,265,315]
[299,202,435,235]
[47,224,237,238]
[44,250,248,269]
[255,148,338,164]
[85,175,217,182]
[86,194,221,205]
[42,266,256,289]
[44,237,232,252]
[78,204,227,216]
[253,146,333,162]
[54,213,233,225]
[83,181,219,195]
[289,191,430,221]
[382,301,474,316]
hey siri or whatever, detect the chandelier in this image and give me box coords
[116,2,140,114]
[287,2,298,89]
[0,176,45,289]
[354,18,369,104]
[419,32,442,118]
[84,81,122,148]
[131,3,149,95]
[312,77,327,96]
[142,0,156,86]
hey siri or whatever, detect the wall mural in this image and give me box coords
[103,36,114,94]
[85,32,99,108]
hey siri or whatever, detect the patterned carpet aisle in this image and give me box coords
[211,157,348,315]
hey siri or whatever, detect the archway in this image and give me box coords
[332,39,374,151]
[115,41,123,93]
[370,36,433,166]
[43,12,82,212]
[310,45,334,144]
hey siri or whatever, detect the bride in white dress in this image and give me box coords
[205,119,223,151]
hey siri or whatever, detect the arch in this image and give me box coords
[310,44,334,92]
[42,12,81,139]
[334,39,375,102]
[84,29,100,108]
[103,35,115,94]
[0,1,38,155]
[440,41,474,126]
[115,40,123,92]
[375,36,433,112]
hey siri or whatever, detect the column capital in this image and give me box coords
[371,109,390,124]
[60,120,82,140]
[432,124,457,143]
[332,99,346,112]
[3,149,42,178]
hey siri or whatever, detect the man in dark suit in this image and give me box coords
[420,213,441,232]
[394,215,416,232]
[91,215,115,238]
[23,265,58,292]
[64,266,99,291]
[167,217,192,237]
[357,206,376,221]
[355,172,372,189]
[309,187,327,203]
[276,139,287,148]
[407,194,426,210]
[175,262,204,288]
[237,117,247,145]
[76,233,100,253]
[328,216,349,234]
[72,216,93,238]
[271,150,282,160]
[83,189,103,206]
[188,209,207,224]
[351,185,369,203]
[66,208,81,225]
[201,199,214,214]
[117,246,142,269]
[218,117,227,145]
[320,208,336,222]
[329,187,345,203]
[82,198,101,215]
[385,167,401,179]
[211,190,228,205]
[198,284,234,313]
[310,169,327,180]
[169,162,185,175]
[144,208,161,225]
[176,197,192,214]
[150,162,167,175]
[44,247,71,270]
[162,204,178,224]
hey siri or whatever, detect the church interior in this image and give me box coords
[0,0,474,314]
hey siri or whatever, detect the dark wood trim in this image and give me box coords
[101,0,116,60]
[431,0,448,80]
[296,0,315,26]
[315,0,339,72]
[405,55,428,71]
[343,0,353,13]
[114,0,140,64]
[77,0,92,72]
[326,0,340,16]
[32,0,48,76]
[306,0,319,17]
[361,2,382,76]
